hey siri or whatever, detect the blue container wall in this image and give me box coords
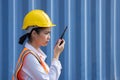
[0,0,120,80]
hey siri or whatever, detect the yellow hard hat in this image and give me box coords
[22,9,56,30]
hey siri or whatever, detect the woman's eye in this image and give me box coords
[44,31,51,34]
[45,32,50,34]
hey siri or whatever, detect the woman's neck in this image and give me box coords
[28,41,40,50]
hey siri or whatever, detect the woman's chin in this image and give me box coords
[42,43,48,46]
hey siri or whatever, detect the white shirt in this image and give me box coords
[21,42,62,80]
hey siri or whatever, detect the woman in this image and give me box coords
[12,10,65,80]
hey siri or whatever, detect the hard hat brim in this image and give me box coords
[22,24,56,30]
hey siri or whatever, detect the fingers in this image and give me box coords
[61,39,65,46]
[56,39,62,46]
[58,39,65,46]
[54,39,65,59]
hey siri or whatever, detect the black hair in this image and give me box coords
[19,26,46,45]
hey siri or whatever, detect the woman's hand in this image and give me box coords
[54,39,65,59]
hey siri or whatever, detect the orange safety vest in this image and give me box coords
[12,47,49,80]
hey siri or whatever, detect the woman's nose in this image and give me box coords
[47,34,50,40]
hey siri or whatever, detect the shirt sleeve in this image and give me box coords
[22,53,62,80]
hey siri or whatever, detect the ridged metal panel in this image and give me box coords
[0,0,120,80]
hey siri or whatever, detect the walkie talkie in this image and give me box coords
[59,26,68,45]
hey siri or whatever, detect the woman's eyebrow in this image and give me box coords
[45,30,51,33]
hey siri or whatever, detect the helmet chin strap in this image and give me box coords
[26,27,37,33]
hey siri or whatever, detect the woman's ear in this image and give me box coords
[31,30,37,37]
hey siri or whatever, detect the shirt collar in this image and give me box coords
[25,42,47,60]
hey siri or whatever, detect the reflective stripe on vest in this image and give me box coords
[12,48,49,80]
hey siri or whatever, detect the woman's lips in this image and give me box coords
[46,41,49,43]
